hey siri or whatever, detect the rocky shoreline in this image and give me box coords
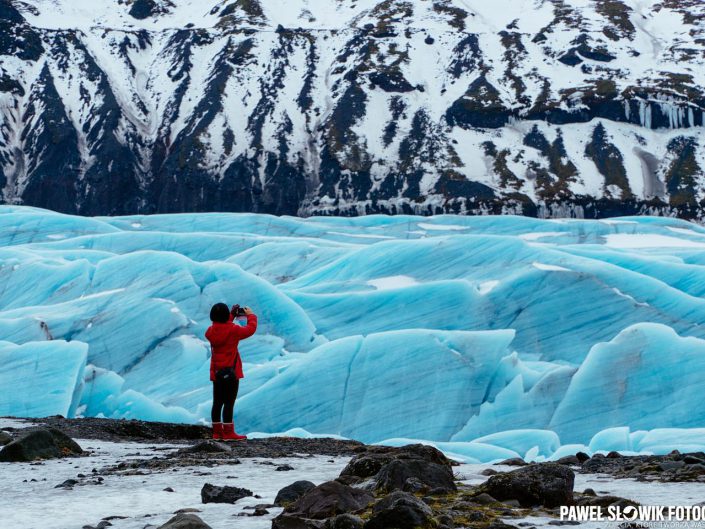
[2,417,705,529]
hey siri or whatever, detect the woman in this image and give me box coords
[205,303,257,441]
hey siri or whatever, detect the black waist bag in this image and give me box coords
[215,366,235,381]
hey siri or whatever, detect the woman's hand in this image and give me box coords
[243,306,254,316]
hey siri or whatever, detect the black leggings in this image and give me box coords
[211,376,240,423]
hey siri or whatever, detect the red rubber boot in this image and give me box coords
[212,422,223,440]
[222,423,247,441]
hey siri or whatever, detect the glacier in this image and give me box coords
[2,205,705,461]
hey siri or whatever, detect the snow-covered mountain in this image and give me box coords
[1,0,704,217]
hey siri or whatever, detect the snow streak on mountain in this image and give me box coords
[0,0,704,218]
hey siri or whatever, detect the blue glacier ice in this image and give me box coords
[2,205,705,461]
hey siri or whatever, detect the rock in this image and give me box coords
[272,515,324,529]
[576,494,638,508]
[365,491,434,529]
[163,487,175,492]
[277,464,295,471]
[341,444,452,481]
[200,483,253,504]
[55,478,78,488]
[156,513,212,529]
[487,521,520,529]
[173,509,201,515]
[238,508,269,517]
[283,481,374,520]
[0,428,82,462]
[471,493,498,505]
[497,458,527,466]
[607,451,621,458]
[340,445,456,494]
[0,431,12,445]
[583,488,596,496]
[325,514,364,529]
[502,499,521,508]
[481,468,499,476]
[375,458,456,494]
[401,477,427,493]
[556,455,581,466]
[659,461,685,471]
[478,463,574,508]
[684,455,705,465]
[275,480,317,507]
[575,452,590,463]
[178,441,229,454]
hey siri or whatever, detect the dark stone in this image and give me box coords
[659,461,685,471]
[478,463,575,508]
[340,444,454,491]
[325,514,364,529]
[275,480,317,506]
[0,428,82,462]
[164,487,175,492]
[0,431,12,445]
[200,483,253,504]
[684,455,705,465]
[238,507,269,517]
[497,458,527,466]
[364,491,433,529]
[424,36,435,45]
[402,477,427,493]
[472,493,498,505]
[272,515,324,529]
[575,452,591,463]
[156,513,212,529]
[277,464,295,471]
[179,441,229,454]
[575,495,638,508]
[607,451,621,458]
[283,480,373,520]
[556,455,581,466]
[55,479,78,488]
[375,458,456,494]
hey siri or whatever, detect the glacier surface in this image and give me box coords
[2,206,705,460]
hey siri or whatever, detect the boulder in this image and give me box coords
[575,494,638,508]
[272,515,324,529]
[477,463,574,508]
[339,444,456,493]
[283,481,373,520]
[156,513,212,529]
[575,452,590,463]
[496,458,527,466]
[275,480,317,507]
[179,441,229,454]
[0,428,82,462]
[556,455,581,466]
[0,431,12,445]
[375,458,456,494]
[200,483,252,504]
[364,491,434,529]
[325,514,364,529]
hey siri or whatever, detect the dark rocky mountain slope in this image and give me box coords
[1,0,704,218]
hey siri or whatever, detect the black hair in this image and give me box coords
[210,302,230,323]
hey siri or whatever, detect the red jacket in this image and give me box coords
[205,313,257,381]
